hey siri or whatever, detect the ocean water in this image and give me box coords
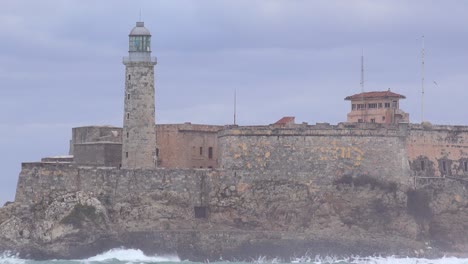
[1,248,468,264]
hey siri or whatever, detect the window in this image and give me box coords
[464,161,468,172]
[199,147,203,156]
[126,113,130,120]
[357,104,366,110]
[208,147,213,159]
[368,103,377,109]
[421,160,425,171]
[128,75,131,80]
[382,116,385,121]
[358,119,364,123]
[127,93,130,100]
[378,103,383,108]
[370,118,376,123]
[125,152,128,158]
[442,161,447,172]
[392,101,398,108]
[126,132,129,138]
[156,148,159,157]
[384,102,391,108]
[194,206,207,218]
[352,104,356,110]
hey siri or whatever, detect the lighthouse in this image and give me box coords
[122,22,157,169]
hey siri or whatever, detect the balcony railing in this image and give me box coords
[123,56,157,64]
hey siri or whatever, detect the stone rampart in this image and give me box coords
[407,124,468,177]
[15,162,216,206]
[218,123,412,185]
[16,123,468,206]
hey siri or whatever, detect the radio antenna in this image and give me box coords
[360,50,366,123]
[361,49,365,93]
[421,36,425,123]
[234,88,237,125]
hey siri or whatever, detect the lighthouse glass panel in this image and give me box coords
[129,36,151,52]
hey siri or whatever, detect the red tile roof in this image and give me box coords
[344,90,406,100]
[274,116,295,125]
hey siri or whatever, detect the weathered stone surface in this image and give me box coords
[3,164,468,260]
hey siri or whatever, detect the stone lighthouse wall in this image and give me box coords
[122,61,157,169]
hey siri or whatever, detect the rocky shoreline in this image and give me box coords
[1,176,468,261]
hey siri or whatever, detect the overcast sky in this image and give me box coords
[1,1,468,204]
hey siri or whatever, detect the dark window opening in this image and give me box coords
[208,166,213,169]
[126,113,130,120]
[352,104,356,110]
[128,75,131,80]
[392,101,398,108]
[199,147,203,156]
[357,104,366,110]
[464,161,468,172]
[156,148,159,157]
[421,160,425,171]
[208,147,213,159]
[442,161,447,172]
[358,119,364,123]
[370,118,376,123]
[378,103,383,108]
[385,102,391,108]
[125,152,128,158]
[126,132,129,138]
[194,206,207,218]
[127,93,130,100]
[382,116,386,121]
[368,103,377,109]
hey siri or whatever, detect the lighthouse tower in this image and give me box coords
[122,22,157,169]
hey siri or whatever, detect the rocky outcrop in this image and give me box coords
[2,175,468,260]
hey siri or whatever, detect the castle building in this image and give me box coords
[345,89,409,124]
[122,22,158,169]
[20,21,468,190]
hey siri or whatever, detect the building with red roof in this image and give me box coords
[344,89,409,124]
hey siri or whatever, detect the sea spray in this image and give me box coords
[2,249,468,264]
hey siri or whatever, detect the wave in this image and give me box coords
[0,252,25,264]
[2,249,468,264]
[288,255,468,264]
[84,248,180,263]
[0,249,180,264]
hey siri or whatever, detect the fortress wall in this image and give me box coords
[73,143,122,167]
[407,124,468,177]
[156,124,221,169]
[218,124,412,185]
[15,162,216,206]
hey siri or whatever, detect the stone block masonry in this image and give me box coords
[407,124,468,177]
[122,61,157,169]
[218,123,412,186]
[15,162,216,206]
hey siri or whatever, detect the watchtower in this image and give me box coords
[122,22,157,169]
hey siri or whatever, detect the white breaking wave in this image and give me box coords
[2,250,468,264]
[289,255,468,264]
[0,252,26,264]
[84,248,180,263]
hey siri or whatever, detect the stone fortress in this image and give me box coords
[7,21,468,259]
[15,21,468,202]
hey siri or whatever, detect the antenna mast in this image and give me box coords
[360,50,366,123]
[234,88,237,125]
[361,50,364,93]
[421,36,425,123]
